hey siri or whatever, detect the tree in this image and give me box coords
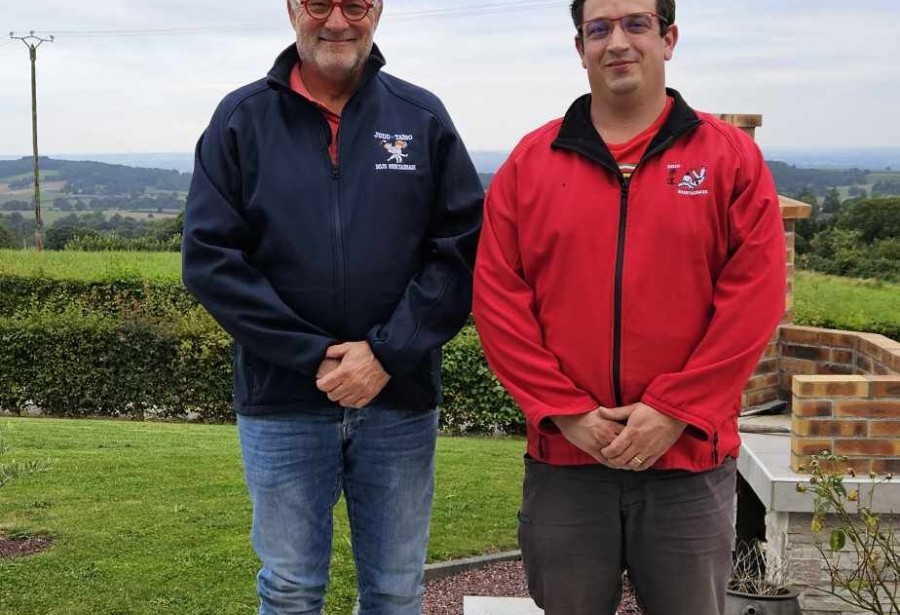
[2,200,31,212]
[871,180,900,196]
[0,222,15,248]
[794,187,820,210]
[836,197,900,243]
[822,187,842,214]
[0,213,34,248]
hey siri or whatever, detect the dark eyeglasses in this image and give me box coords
[300,0,376,22]
[582,12,668,41]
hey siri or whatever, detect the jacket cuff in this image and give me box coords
[364,329,418,377]
[641,392,715,441]
[531,401,599,436]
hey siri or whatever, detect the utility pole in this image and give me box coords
[10,31,53,251]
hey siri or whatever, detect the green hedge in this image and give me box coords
[0,274,197,318]
[0,309,233,422]
[441,325,522,435]
[0,249,190,317]
[3,254,889,434]
[0,308,521,434]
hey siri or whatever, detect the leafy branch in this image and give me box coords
[798,452,900,614]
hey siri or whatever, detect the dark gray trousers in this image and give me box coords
[519,456,736,615]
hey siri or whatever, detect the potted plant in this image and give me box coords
[726,540,801,615]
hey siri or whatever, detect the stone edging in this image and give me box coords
[351,550,522,614]
[424,550,522,581]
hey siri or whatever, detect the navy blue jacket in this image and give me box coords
[183,44,484,415]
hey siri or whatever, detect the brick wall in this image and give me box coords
[741,196,812,410]
[779,327,858,398]
[717,114,812,413]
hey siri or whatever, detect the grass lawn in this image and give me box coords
[0,249,181,282]
[0,418,524,615]
[794,270,900,340]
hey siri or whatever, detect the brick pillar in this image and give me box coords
[714,114,762,140]
[779,196,812,325]
[791,374,900,473]
[716,114,812,409]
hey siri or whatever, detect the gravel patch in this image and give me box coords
[423,559,643,615]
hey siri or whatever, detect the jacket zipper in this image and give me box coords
[609,137,677,408]
[611,178,630,407]
[331,158,346,330]
[712,431,720,465]
[319,123,347,331]
[280,82,369,334]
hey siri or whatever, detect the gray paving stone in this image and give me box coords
[463,597,544,615]
[463,597,618,615]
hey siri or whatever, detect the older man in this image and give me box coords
[182,1,483,614]
[473,1,785,614]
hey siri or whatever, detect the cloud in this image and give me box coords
[0,0,898,153]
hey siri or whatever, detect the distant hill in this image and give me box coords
[0,157,191,195]
[478,163,870,195]
[766,162,868,196]
[0,154,882,198]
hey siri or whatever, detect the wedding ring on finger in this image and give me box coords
[630,455,646,466]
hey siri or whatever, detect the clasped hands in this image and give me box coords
[315,341,390,409]
[551,402,686,471]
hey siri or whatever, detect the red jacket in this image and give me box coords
[473,90,786,471]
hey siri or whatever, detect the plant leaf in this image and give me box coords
[831,528,847,551]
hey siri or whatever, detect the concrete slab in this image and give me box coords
[463,597,619,615]
[739,432,900,513]
[463,597,543,615]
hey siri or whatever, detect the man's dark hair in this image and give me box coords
[570,0,675,36]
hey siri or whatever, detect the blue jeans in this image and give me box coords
[237,405,439,615]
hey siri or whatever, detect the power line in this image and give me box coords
[31,1,561,38]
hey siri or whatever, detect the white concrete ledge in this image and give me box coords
[739,432,900,513]
[463,597,544,615]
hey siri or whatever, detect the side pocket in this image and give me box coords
[233,345,255,407]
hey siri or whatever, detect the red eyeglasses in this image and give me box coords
[300,0,376,22]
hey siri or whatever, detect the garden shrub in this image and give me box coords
[0,309,523,434]
[0,274,197,318]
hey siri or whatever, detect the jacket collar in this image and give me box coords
[552,87,702,175]
[266,42,387,93]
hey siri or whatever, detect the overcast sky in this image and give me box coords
[1,0,898,156]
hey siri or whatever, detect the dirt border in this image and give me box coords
[0,535,53,559]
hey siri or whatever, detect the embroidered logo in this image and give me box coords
[676,166,710,196]
[374,131,417,171]
[383,139,408,163]
[666,163,681,186]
